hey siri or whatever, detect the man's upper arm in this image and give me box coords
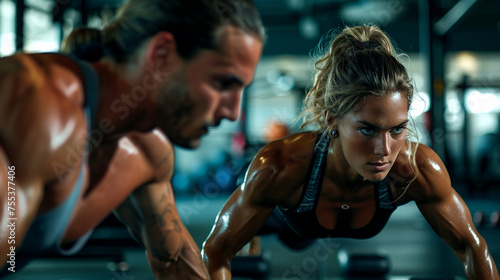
[113,137,185,260]
[0,55,80,261]
[0,143,44,267]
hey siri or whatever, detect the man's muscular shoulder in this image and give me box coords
[0,53,87,182]
[124,128,175,182]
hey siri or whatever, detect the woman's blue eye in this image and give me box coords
[392,126,406,135]
[360,128,376,136]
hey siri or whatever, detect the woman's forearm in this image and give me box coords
[461,243,499,280]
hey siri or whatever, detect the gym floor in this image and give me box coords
[4,184,500,280]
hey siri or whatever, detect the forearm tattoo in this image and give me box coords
[148,203,181,233]
[149,204,172,228]
[155,150,173,180]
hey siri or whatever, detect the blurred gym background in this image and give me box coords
[1,0,499,279]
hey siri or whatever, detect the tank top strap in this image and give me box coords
[73,58,99,130]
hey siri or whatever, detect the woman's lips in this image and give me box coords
[368,162,390,172]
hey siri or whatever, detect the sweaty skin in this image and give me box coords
[0,54,87,265]
[203,93,499,280]
[0,25,262,280]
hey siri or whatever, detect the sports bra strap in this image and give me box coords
[294,132,330,213]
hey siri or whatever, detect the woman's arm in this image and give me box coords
[202,186,275,279]
[202,139,307,280]
[410,145,499,279]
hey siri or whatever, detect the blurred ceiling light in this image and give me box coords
[0,0,15,56]
[433,0,478,36]
[25,41,59,53]
[276,75,295,92]
[299,16,320,40]
[340,0,407,25]
[266,69,295,93]
[444,92,464,130]
[266,69,281,84]
[410,92,431,117]
[1,33,15,56]
[465,89,500,114]
[455,51,479,75]
[286,0,305,11]
[446,96,462,114]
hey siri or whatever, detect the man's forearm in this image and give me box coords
[147,239,209,280]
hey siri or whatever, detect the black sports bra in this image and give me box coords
[277,132,397,239]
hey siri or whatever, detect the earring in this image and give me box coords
[331,130,339,138]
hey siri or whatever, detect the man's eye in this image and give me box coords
[218,80,232,89]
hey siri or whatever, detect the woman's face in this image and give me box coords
[336,92,409,182]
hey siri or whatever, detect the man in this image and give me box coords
[0,0,264,278]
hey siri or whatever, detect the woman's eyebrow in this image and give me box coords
[356,119,409,129]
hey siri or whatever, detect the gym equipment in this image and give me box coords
[409,277,463,280]
[472,210,487,227]
[341,254,390,278]
[490,210,500,228]
[472,210,500,228]
[231,255,270,280]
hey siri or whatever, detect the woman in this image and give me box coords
[202,24,499,279]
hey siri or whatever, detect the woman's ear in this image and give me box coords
[324,110,335,127]
[324,110,339,135]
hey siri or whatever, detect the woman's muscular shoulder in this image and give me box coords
[412,143,452,201]
[0,53,87,182]
[391,142,452,204]
[242,131,317,207]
